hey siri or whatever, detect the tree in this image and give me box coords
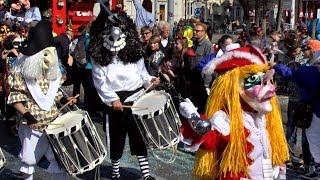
[238,0,250,32]
[262,0,268,35]
[276,0,283,31]
[255,0,262,26]
[312,0,316,38]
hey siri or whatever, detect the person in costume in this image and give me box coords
[0,24,10,42]
[89,3,159,180]
[7,20,76,180]
[179,45,289,179]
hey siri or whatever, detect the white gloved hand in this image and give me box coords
[179,98,199,119]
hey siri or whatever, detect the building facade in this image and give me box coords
[124,0,244,28]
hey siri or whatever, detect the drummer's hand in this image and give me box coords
[67,96,78,105]
[151,77,160,86]
[29,122,44,130]
[23,112,42,129]
[112,99,123,111]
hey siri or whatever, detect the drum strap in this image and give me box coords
[115,86,143,103]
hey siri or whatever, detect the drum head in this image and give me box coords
[132,91,168,116]
[46,110,87,135]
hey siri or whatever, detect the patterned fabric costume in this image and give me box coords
[179,45,289,179]
[7,20,67,180]
[7,74,63,124]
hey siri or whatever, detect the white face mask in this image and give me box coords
[12,37,24,49]
[103,26,126,54]
[239,69,276,114]
[41,47,56,70]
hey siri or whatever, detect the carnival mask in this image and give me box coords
[239,69,276,114]
[103,26,126,53]
[41,47,56,70]
[12,36,25,49]
[0,25,10,41]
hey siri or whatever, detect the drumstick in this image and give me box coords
[122,105,148,110]
[108,104,148,110]
[37,123,65,126]
[59,94,80,111]
[144,82,155,93]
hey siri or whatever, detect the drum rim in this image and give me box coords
[45,110,88,135]
[132,90,171,118]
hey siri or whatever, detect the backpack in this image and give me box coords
[71,35,87,68]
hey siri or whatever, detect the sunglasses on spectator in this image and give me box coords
[142,31,151,35]
[194,29,204,32]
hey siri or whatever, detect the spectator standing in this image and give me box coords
[270,39,320,179]
[0,0,6,20]
[132,0,154,35]
[191,23,213,69]
[140,25,152,50]
[172,21,178,38]
[54,30,74,85]
[18,0,41,25]
[189,23,213,112]
[215,34,233,57]
[5,3,25,26]
[158,21,172,56]
[165,36,207,113]
[144,35,165,77]
[297,26,311,46]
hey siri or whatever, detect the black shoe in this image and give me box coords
[144,176,156,180]
[111,175,121,180]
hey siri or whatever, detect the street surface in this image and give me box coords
[0,89,302,180]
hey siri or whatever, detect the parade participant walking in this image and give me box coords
[7,20,75,180]
[179,45,289,179]
[89,4,159,180]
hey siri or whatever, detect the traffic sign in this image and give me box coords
[195,8,202,16]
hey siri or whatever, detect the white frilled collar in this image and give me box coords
[25,77,61,111]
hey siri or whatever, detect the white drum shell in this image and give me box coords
[0,148,6,172]
[132,91,181,150]
[46,110,106,175]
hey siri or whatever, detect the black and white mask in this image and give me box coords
[103,26,126,53]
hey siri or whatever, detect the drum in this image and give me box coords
[46,110,106,176]
[132,91,181,150]
[0,148,6,172]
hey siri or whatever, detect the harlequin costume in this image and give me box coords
[89,3,157,180]
[7,20,68,180]
[179,45,289,179]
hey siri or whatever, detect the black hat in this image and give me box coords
[19,20,55,56]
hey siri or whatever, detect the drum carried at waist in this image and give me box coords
[0,147,6,172]
[132,90,181,163]
[45,110,106,176]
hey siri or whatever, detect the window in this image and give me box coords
[160,4,165,21]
